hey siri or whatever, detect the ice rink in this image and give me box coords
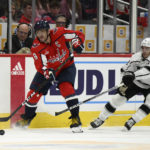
[0,126,150,150]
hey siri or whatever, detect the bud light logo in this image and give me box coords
[50,69,117,96]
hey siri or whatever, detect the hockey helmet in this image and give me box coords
[34,20,50,33]
[141,38,150,48]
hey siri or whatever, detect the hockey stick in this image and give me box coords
[0,54,73,122]
[55,84,123,116]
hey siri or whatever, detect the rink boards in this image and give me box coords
[0,54,150,129]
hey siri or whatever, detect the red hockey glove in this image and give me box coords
[42,67,56,81]
[72,38,84,54]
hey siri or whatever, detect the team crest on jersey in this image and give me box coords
[48,49,66,63]
[55,41,61,47]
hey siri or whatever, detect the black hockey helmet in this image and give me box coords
[34,20,50,33]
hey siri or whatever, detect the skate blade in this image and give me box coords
[122,126,130,132]
[12,123,29,130]
[71,126,83,133]
[88,125,97,130]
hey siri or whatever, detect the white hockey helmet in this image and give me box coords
[141,38,150,47]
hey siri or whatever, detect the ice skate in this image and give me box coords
[122,118,136,132]
[70,116,83,133]
[15,114,33,128]
[90,118,104,128]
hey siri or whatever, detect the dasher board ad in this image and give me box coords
[25,56,143,113]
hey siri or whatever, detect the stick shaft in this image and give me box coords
[55,84,121,116]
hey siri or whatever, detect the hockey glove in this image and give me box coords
[72,38,84,54]
[122,71,135,86]
[43,67,56,81]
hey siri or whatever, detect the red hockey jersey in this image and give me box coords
[31,27,85,76]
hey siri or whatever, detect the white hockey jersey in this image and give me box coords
[122,52,150,89]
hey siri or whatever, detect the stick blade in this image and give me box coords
[55,108,69,116]
[0,117,10,122]
[55,112,60,116]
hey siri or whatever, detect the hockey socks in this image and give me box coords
[59,82,80,117]
[66,97,79,117]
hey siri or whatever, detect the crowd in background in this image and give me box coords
[0,0,149,54]
[0,0,148,25]
[0,0,93,24]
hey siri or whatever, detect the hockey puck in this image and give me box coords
[0,130,5,135]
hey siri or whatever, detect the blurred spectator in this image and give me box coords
[80,0,96,21]
[0,0,19,23]
[11,1,18,23]
[140,0,148,8]
[137,0,148,27]
[0,6,7,22]
[0,0,7,22]
[4,23,33,54]
[60,0,82,22]
[55,14,70,28]
[19,1,32,23]
[35,0,48,22]
[55,14,71,51]
[42,0,61,23]
[13,0,24,21]
[105,0,148,25]
[103,0,130,24]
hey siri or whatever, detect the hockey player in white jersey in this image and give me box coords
[90,37,150,131]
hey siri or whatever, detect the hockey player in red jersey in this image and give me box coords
[16,20,85,133]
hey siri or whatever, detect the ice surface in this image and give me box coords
[0,126,150,150]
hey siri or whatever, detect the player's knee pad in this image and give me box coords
[26,90,42,107]
[66,96,79,117]
[59,82,75,98]
[145,94,150,108]
[110,93,127,108]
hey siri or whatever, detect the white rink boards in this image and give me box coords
[0,54,150,128]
